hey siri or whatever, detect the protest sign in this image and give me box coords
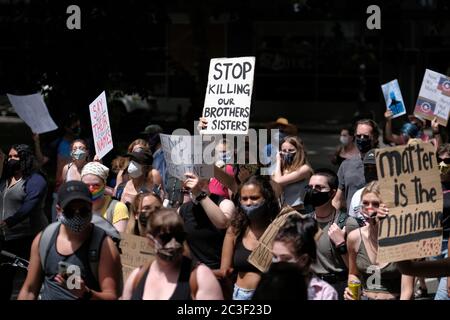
[119,233,155,283]
[381,79,406,119]
[414,69,450,126]
[160,133,213,181]
[6,93,58,134]
[202,56,255,135]
[248,208,302,272]
[89,91,113,159]
[375,142,443,263]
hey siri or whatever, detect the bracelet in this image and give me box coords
[335,242,348,255]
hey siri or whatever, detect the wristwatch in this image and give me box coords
[336,242,348,255]
[195,191,208,202]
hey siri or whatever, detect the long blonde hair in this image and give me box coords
[280,136,309,172]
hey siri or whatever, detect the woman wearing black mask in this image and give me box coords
[272,136,313,211]
[122,208,223,300]
[220,176,280,300]
[126,192,162,236]
[0,144,48,300]
[303,169,361,298]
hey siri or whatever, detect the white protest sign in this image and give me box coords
[6,93,58,134]
[381,79,406,119]
[414,69,450,126]
[89,91,113,159]
[202,56,255,135]
[160,133,213,181]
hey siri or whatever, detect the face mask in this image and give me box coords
[219,151,232,163]
[361,208,377,222]
[281,152,295,166]
[59,211,91,233]
[128,160,143,178]
[340,136,350,146]
[304,186,332,208]
[138,213,149,227]
[153,237,184,262]
[88,185,105,201]
[71,148,87,161]
[5,159,21,176]
[240,200,268,220]
[355,137,372,153]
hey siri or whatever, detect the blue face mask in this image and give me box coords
[240,200,268,220]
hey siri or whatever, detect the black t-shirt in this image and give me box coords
[179,194,226,270]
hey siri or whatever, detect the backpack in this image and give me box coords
[39,216,122,284]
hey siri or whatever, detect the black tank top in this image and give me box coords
[233,234,260,273]
[131,256,194,300]
[179,194,226,269]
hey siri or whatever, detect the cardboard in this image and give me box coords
[89,91,113,159]
[375,142,443,263]
[202,56,255,135]
[381,79,406,119]
[119,232,155,283]
[414,69,450,126]
[6,93,58,134]
[248,207,302,272]
[160,133,213,180]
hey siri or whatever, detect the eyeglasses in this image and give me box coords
[355,134,371,140]
[306,185,330,192]
[64,206,91,218]
[437,156,450,165]
[362,200,380,208]
[157,232,186,245]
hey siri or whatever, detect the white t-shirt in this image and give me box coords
[348,187,364,219]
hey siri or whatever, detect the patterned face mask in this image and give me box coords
[71,148,87,161]
[59,211,92,233]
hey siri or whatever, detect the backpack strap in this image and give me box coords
[189,262,200,300]
[88,225,107,282]
[337,210,348,229]
[105,198,119,224]
[39,222,61,271]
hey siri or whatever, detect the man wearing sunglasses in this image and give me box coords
[18,181,122,300]
[333,119,380,212]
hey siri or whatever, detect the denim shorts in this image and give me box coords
[232,284,255,300]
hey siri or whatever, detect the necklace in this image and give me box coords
[314,208,336,223]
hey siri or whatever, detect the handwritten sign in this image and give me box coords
[414,69,450,126]
[119,233,155,283]
[381,79,406,119]
[202,56,255,135]
[375,142,443,263]
[160,133,213,181]
[248,208,301,272]
[6,93,58,134]
[89,91,113,159]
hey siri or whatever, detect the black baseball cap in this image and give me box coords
[58,181,92,209]
[126,150,153,165]
[363,149,376,165]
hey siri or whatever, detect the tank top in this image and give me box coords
[65,162,81,182]
[131,256,194,300]
[40,225,102,300]
[283,179,308,207]
[179,194,226,270]
[356,229,402,294]
[233,234,260,273]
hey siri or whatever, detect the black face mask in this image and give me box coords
[355,137,372,153]
[5,159,21,177]
[240,201,269,221]
[282,153,295,166]
[138,213,149,227]
[304,186,332,208]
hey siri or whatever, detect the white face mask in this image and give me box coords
[128,160,143,178]
[340,136,350,146]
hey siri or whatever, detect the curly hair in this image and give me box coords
[11,144,37,178]
[231,175,280,236]
[274,214,318,262]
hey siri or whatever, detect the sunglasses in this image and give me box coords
[362,200,380,209]
[437,156,450,165]
[157,232,186,245]
[64,206,91,218]
[355,134,371,140]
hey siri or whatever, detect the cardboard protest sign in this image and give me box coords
[375,142,443,263]
[381,79,406,119]
[414,69,450,126]
[160,133,213,181]
[89,91,113,159]
[248,208,302,272]
[6,93,58,134]
[119,233,155,283]
[202,56,255,135]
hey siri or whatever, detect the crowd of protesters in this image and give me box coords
[0,108,449,301]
